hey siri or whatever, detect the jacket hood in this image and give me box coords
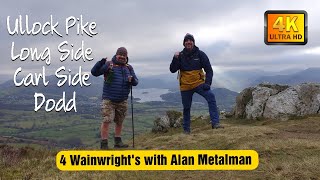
[182,45,199,56]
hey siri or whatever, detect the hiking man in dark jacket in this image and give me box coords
[170,33,223,134]
[91,47,138,149]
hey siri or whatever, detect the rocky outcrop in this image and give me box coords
[152,111,182,133]
[233,87,254,118]
[232,83,320,120]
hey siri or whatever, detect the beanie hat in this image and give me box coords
[116,47,128,56]
[183,33,195,45]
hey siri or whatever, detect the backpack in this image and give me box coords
[104,61,132,83]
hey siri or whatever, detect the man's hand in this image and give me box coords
[174,52,180,59]
[100,57,107,64]
[128,75,133,83]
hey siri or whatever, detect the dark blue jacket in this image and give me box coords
[170,46,213,90]
[91,55,138,102]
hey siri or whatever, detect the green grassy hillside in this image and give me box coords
[1,116,320,180]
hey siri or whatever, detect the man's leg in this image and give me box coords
[100,100,115,149]
[195,84,222,128]
[114,100,129,148]
[181,90,194,133]
[115,122,123,137]
[101,122,110,140]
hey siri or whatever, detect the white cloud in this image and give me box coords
[303,46,320,55]
[0,0,320,80]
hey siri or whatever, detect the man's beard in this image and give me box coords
[116,57,126,64]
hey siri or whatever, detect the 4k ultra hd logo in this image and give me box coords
[264,10,308,45]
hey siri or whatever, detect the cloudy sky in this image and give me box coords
[0,0,319,84]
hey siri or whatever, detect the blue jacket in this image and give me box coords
[91,55,138,102]
[170,46,213,91]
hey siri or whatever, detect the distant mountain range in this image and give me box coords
[2,67,319,92]
[250,68,320,86]
[137,67,320,91]
[0,74,240,111]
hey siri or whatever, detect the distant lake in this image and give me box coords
[132,88,171,102]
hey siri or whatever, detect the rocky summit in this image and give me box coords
[232,83,320,120]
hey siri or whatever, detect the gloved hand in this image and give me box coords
[203,83,211,90]
[174,52,180,59]
[100,57,107,64]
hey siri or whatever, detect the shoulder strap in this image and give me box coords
[126,63,132,69]
[104,61,113,81]
[107,61,113,69]
[126,64,134,73]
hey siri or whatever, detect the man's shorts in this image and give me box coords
[101,99,128,124]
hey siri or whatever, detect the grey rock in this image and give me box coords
[233,87,254,118]
[294,83,320,115]
[263,87,300,119]
[152,111,182,133]
[220,111,227,120]
[246,86,278,119]
[232,83,320,120]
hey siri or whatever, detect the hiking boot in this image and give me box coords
[114,137,129,148]
[100,139,109,150]
[212,123,224,129]
[183,131,191,135]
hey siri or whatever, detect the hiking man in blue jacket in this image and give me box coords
[91,47,138,149]
[170,33,223,134]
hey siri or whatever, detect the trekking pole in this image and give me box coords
[130,84,135,148]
